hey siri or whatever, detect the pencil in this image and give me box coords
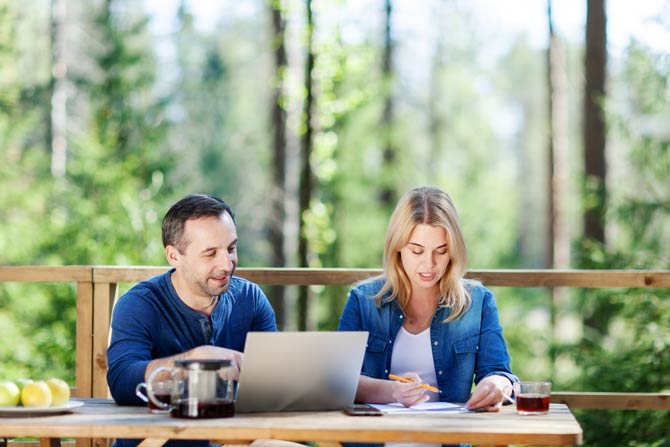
[502,392,515,405]
[388,374,439,393]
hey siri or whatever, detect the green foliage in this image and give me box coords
[1,0,175,383]
[298,17,388,328]
[571,41,670,447]
[610,42,670,261]
[492,286,555,382]
[170,2,273,264]
[1,4,668,446]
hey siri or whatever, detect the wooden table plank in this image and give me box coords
[0,400,582,446]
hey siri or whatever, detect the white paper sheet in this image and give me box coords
[370,401,469,414]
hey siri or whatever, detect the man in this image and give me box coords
[107,194,278,447]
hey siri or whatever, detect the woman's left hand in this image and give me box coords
[465,375,512,412]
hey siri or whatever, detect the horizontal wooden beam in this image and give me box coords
[552,391,670,410]
[236,268,382,285]
[89,267,670,288]
[0,266,92,282]
[1,266,667,289]
[1,266,668,288]
[468,270,670,288]
[92,266,168,283]
[92,266,380,285]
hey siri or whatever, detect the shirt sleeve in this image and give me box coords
[251,284,278,332]
[337,287,364,331]
[106,293,155,405]
[473,287,519,386]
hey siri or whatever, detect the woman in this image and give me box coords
[338,186,517,411]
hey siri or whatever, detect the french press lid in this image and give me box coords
[174,359,233,370]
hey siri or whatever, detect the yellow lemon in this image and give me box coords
[14,378,34,392]
[46,378,71,406]
[0,380,21,407]
[21,381,52,407]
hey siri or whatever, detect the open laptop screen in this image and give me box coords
[235,331,368,413]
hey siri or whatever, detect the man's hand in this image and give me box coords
[145,345,244,381]
[185,345,243,379]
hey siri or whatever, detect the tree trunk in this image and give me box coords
[297,0,315,331]
[546,0,571,380]
[379,0,396,207]
[269,1,288,329]
[546,1,570,271]
[583,0,607,244]
[427,1,446,184]
[50,0,67,177]
[581,0,609,339]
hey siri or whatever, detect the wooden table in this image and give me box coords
[0,399,582,447]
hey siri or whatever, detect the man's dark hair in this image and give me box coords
[162,194,235,252]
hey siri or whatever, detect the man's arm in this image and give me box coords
[250,282,278,332]
[107,294,156,405]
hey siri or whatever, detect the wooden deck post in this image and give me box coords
[92,281,117,399]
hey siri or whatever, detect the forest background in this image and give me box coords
[1,0,669,445]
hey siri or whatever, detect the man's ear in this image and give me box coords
[165,245,180,267]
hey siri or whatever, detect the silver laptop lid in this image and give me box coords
[235,331,368,413]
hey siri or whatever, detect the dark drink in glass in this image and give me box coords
[514,381,551,415]
[516,394,550,415]
[172,398,235,419]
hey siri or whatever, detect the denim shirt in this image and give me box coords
[337,278,517,404]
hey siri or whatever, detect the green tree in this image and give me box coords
[170,2,274,265]
[2,0,175,382]
[47,0,174,266]
[268,0,289,328]
[297,0,316,331]
[572,41,670,447]
[582,0,608,247]
[0,0,60,380]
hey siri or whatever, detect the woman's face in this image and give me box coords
[400,224,451,296]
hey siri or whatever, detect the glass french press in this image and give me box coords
[145,358,236,418]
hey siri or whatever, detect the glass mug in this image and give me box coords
[136,377,173,414]
[145,359,236,419]
[513,381,551,415]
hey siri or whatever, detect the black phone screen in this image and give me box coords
[343,404,384,416]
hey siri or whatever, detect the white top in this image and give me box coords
[388,326,440,447]
[390,326,438,401]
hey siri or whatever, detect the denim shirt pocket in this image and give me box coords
[453,333,479,385]
[362,334,389,378]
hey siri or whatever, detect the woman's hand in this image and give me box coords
[390,373,430,407]
[465,375,512,412]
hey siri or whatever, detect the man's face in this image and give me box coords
[168,213,238,299]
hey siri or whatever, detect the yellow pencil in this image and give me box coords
[388,374,439,393]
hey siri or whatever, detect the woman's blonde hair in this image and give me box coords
[374,185,471,322]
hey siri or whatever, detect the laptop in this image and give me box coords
[235,331,368,413]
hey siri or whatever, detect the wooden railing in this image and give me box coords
[1,266,669,411]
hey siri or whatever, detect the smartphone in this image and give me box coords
[343,404,383,416]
